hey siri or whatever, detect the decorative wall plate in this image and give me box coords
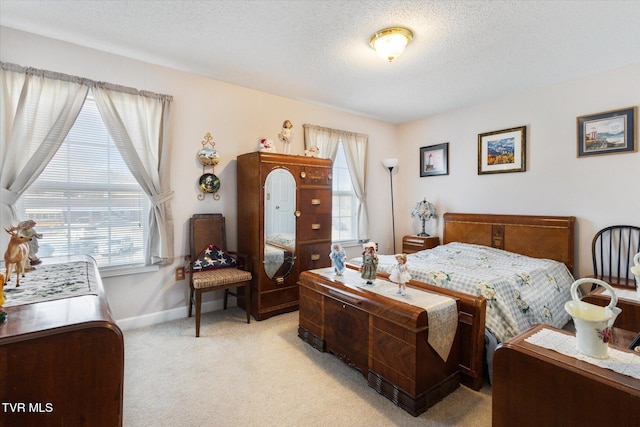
[199,173,220,193]
[198,146,220,166]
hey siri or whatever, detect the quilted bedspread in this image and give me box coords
[349,242,574,342]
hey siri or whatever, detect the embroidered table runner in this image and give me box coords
[317,268,458,361]
[1,260,98,307]
[524,327,640,380]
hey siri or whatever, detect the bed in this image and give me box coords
[348,212,576,384]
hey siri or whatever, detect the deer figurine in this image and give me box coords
[4,225,31,287]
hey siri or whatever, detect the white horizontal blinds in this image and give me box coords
[332,142,358,242]
[17,97,149,267]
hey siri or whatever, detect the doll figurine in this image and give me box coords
[278,120,293,154]
[329,243,347,276]
[360,242,378,285]
[18,220,42,267]
[389,253,411,296]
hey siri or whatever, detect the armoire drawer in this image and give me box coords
[298,214,332,242]
[298,188,332,214]
[297,243,332,273]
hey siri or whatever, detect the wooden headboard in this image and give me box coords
[443,213,576,275]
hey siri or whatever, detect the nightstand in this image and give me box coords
[402,235,439,254]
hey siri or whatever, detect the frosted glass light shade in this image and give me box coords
[369,27,413,62]
[382,158,399,169]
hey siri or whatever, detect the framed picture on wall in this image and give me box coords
[577,107,636,157]
[478,126,526,175]
[420,143,449,177]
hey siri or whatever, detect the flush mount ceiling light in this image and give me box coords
[369,27,413,62]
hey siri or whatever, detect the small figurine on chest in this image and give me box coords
[329,243,346,276]
[18,220,43,268]
[260,138,276,153]
[389,253,411,296]
[360,242,378,285]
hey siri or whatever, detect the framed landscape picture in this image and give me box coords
[420,143,449,177]
[577,107,636,157]
[478,126,526,175]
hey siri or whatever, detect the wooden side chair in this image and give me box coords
[188,213,251,337]
[591,225,640,289]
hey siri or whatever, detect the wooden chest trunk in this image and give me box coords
[298,268,462,416]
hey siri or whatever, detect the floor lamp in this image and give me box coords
[382,158,398,254]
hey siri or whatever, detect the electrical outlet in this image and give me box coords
[175,266,185,281]
[387,241,391,250]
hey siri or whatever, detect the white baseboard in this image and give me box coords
[116,298,234,331]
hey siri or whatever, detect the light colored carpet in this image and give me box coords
[123,308,492,426]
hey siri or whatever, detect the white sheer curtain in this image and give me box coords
[1,61,174,265]
[303,124,369,241]
[92,85,174,265]
[0,62,89,249]
[342,132,369,241]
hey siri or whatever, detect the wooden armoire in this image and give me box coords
[237,152,333,320]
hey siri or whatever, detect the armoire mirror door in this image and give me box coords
[263,168,296,281]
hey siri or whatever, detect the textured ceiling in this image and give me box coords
[1,0,640,124]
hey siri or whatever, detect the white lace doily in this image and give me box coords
[525,328,640,380]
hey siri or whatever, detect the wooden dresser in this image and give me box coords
[0,256,124,426]
[237,152,333,320]
[493,325,639,427]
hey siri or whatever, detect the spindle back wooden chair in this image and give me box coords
[591,225,640,289]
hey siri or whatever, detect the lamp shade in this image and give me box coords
[369,27,413,62]
[382,158,399,169]
[411,199,437,220]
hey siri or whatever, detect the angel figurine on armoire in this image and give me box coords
[278,120,293,154]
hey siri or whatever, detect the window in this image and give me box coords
[16,97,149,269]
[332,142,359,243]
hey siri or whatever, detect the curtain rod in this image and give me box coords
[303,123,368,138]
[1,61,173,101]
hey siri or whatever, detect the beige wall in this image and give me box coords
[2,26,639,328]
